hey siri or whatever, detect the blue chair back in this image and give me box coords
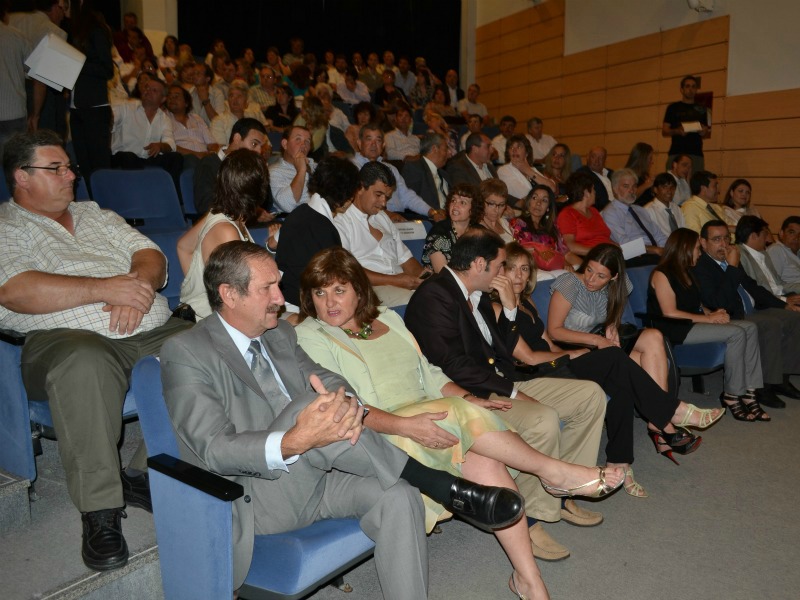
[146,230,185,310]
[0,175,9,202]
[91,169,188,233]
[267,131,283,154]
[179,168,197,216]
[132,356,179,458]
[626,265,656,327]
[75,177,90,201]
[530,278,554,324]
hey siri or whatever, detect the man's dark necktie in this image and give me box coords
[665,207,679,232]
[628,206,657,246]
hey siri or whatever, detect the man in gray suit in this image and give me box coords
[160,241,523,596]
[736,216,800,296]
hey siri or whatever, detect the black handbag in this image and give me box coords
[515,354,577,379]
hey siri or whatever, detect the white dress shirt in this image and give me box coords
[335,204,412,275]
[644,198,687,238]
[111,101,176,157]
[269,156,317,214]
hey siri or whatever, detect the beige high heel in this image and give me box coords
[675,403,725,430]
[622,467,648,498]
[542,467,623,499]
[509,572,528,600]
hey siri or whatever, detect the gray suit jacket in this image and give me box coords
[738,244,793,296]
[160,313,407,588]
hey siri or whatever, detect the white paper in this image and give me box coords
[681,120,703,133]
[25,33,86,92]
[620,237,646,260]
[395,220,427,240]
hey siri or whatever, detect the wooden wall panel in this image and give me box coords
[606,57,661,88]
[724,89,800,123]
[606,81,660,111]
[658,71,727,103]
[561,90,606,117]
[721,149,800,178]
[605,106,660,133]
[661,16,729,53]
[721,178,796,207]
[503,47,530,71]
[606,33,661,66]
[529,77,562,102]
[528,57,562,83]
[723,119,800,150]
[530,37,563,62]
[562,70,607,96]
[661,44,728,80]
[562,47,606,75]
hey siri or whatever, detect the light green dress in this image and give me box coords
[296,309,512,531]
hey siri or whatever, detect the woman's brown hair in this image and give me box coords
[657,228,699,289]
[211,149,269,222]
[576,243,627,329]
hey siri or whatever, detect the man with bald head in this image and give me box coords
[576,146,614,211]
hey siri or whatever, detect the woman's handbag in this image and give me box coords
[515,354,576,379]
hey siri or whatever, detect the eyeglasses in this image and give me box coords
[22,164,74,176]
[485,200,506,209]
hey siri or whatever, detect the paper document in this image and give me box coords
[681,121,703,133]
[25,33,86,92]
[395,220,427,240]
[620,238,646,260]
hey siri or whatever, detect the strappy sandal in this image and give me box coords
[542,466,623,499]
[622,467,647,498]
[720,392,755,422]
[509,572,528,600]
[741,391,771,422]
[675,403,726,429]
[648,428,702,465]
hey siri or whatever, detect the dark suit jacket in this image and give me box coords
[275,204,341,306]
[575,165,614,212]
[691,251,785,319]
[161,314,406,588]
[444,152,499,189]
[402,157,452,210]
[404,269,520,398]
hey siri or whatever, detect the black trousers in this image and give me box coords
[570,346,678,464]
[70,105,112,197]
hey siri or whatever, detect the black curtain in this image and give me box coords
[177,0,460,79]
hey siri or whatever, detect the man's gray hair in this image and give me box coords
[420,132,445,156]
[611,168,638,188]
[204,241,274,311]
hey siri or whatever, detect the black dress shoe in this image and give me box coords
[81,508,129,571]
[446,478,524,531]
[758,387,786,409]
[773,381,800,400]
[121,470,152,512]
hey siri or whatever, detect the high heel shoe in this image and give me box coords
[675,403,725,430]
[509,572,528,600]
[622,467,647,498]
[741,391,771,422]
[720,392,755,422]
[647,428,702,465]
[541,467,623,498]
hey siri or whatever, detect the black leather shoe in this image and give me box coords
[758,387,786,408]
[447,478,524,531]
[121,470,152,512]
[81,508,129,571]
[773,381,800,400]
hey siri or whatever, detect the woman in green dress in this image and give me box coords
[295,247,624,600]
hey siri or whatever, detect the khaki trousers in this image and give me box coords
[491,377,606,522]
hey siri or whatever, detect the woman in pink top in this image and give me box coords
[556,171,615,257]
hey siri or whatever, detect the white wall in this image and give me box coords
[473,0,800,96]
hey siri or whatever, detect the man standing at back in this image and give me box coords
[662,75,710,172]
[0,130,191,571]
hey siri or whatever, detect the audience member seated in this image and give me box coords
[284,63,313,98]
[460,114,484,151]
[446,133,498,189]
[541,143,572,198]
[162,240,518,598]
[178,149,275,319]
[312,83,350,133]
[190,62,225,127]
[269,126,316,214]
[736,216,800,296]
[337,67,371,105]
[358,52,382,92]
[402,133,452,212]
[423,109,459,159]
[265,45,290,77]
[766,216,800,291]
[575,146,614,211]
[326,52,347,90]
[296,247,624,600]
[421,184,482,272]
[649,228,766,421]
[556,172,614,258]
[722,178,761,225]
[525,117,557,162]
[276,157,358,309]
[374,69,408,108]
[212,56,236,100]
[602,168,666,267]
[0,130,191,572]
[110,77,182,189]
[113,12,153,62]
[644,173,687,238]
[203,38,226,68]
[669,154,693,206]
[248,64,278,114]
[264,84,300,132]
[492,115,516,165]
[497,134,557,200]
[457,83,489,125]
[282,36,304,68]
[624,142,655,204]
[385,104,420,160]
[404,229,614,561]
[193,118,268,215]
[165,84,219,170]
[395,56,416,98]
[692,220,800,407]
[442,69,464,108]
[502,242,722,495]
[478,179,515,243]
[294,96,331,160]
[353,123,442,221]
[210,81,267,147]
[409,68,434,109]
[510,185,578,272]
[158,35,179,82]
[428,86,458,119]
[335,162,429,307]
[680,170,728,234]
[345,101,377,156]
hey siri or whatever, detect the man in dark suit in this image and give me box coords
[160,241,523,595]
[404,229,607,561]
[402,133,452,211]
[193,118,268,214]
[446,133,498,187]
[444,69,465,107]
[692,220,800,406]
[575,146,614,211]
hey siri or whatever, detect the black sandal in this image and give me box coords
[647,428,702,465]
[741,391,771,422]
[720,392,755,422]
